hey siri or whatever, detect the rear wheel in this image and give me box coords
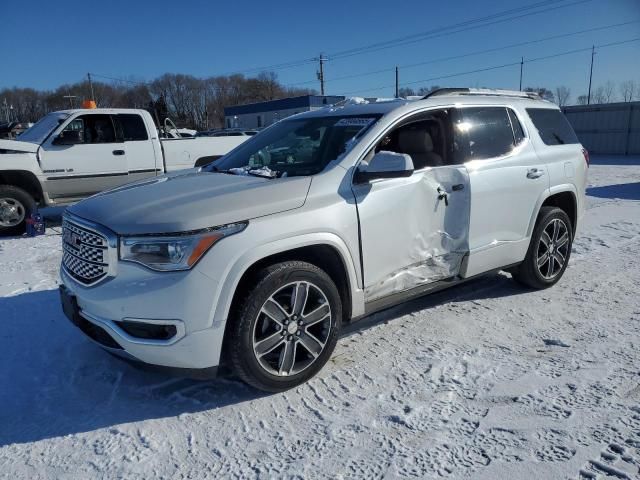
[511,206,573,289]
[227,261,342,392]
[0,185,36,236]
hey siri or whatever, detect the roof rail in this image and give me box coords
[423,88,541,100]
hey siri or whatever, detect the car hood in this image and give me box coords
[69,170,312,234]
[0,139,39,153]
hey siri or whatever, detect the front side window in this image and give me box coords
[454,107,516,161]
[118,114,148,141]
[372,109,461,168]
[526,108,579,145]
[210,115,380,177]
[60,114,117,144]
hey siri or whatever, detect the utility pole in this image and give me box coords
[395,66,399,98]
[587,45,595,105]
[316,54,327,95]
[63,93,77,109]
[87,72,96,104]
[519,57,524,91]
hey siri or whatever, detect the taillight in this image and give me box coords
[581,147,589,167]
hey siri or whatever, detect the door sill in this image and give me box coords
[355,262,521,320]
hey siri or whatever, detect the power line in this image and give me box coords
[329,0,591,60]
[336,37,640,96]
[286,20,638,87]
[89,73,151,86]
[216,0,591,76]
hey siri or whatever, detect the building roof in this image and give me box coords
[224,95,346,116]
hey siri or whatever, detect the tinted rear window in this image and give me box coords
[526,108,579,145]
[456,107,516,160]
[119,114,148,141]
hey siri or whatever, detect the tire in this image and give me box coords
[511,206,573,289]
[0,185,36,236]
[227,261,342,392]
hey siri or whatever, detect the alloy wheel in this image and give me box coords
[252,281,332,377]
[536,218,570,280]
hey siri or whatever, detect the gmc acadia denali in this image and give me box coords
[59,89,588,392]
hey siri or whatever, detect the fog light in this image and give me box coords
[115,321,177,340]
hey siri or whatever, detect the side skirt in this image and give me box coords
[353,262,521,321]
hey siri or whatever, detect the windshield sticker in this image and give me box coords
[334,118,376,127]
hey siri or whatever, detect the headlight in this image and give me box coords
[119,222,247,271]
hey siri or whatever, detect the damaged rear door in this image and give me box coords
[351,108,470,306]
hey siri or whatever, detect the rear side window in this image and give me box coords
[118,114,148,141]
[508,109,525,145]
[526,108,579,145]
[455,107,515,160]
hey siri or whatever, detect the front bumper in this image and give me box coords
[60,262,225,370]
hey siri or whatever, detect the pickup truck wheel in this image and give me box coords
[511,206,573,289]
[228,261,342,392]
[0,185,36,236]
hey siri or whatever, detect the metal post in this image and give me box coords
[587,45,595,105]
[625,103,633,155]
[317,54,326,95]
[63,94,76,109]
[395,66,399,98]
[519,57,524,91]
[87,73,96,104]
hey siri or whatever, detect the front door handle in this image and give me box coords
[112,150,125,156]
[527,168,545,179]
[437,186,449,206]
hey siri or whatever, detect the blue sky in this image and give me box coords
[2,0,639,100]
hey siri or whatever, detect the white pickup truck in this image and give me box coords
[0,108,248,234]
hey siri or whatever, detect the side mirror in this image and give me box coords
[354,151,414,183]
[53,130,83,145]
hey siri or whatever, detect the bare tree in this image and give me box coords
[398,87,416,98]
[602,80,616,103]
[592,86,606,104]
[555,86,571,106]
[576,95,588,105]
[619,80,637,102]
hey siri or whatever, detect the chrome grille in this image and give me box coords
[62,218,109,285]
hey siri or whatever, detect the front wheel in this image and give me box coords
[0,185,36,236]
[227,261,342,392]
[511,206,573,289]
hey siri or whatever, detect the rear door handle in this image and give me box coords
[527,168,544,179]
[112,150,125,156]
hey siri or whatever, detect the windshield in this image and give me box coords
[18,112,69,144]
[209,115,381,177]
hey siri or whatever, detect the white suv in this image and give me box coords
[59,88,588,391]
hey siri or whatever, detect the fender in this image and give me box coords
[0,153,47,204]
[526,183,578,237]
[208,232,365,333]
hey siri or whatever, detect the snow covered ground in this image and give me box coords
[1,155,639,479]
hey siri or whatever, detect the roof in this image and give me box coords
[53,108,149,115]
[293,94,557,120]
[224,95,346,116]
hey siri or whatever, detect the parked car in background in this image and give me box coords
[0,121,34,140]
[59,88,588,391]
[0,108,250,234]
[197,128,259,137]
